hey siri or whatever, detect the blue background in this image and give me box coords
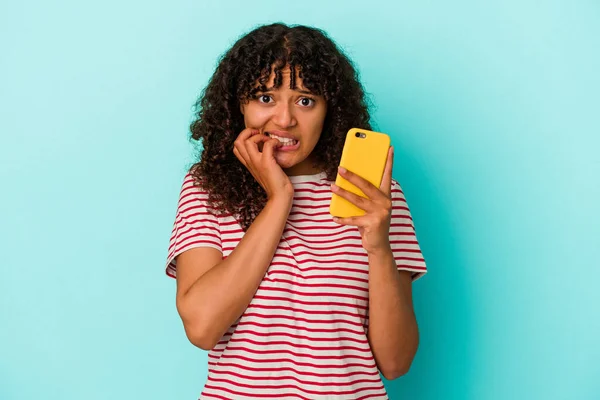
[1,1,599,399]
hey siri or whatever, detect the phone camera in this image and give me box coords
[355,132,366,138]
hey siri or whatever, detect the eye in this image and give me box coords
[298,97,315,107]
[258,95,273,104]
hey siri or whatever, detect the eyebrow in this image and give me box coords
[262,86,314,95]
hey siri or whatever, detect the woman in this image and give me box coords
[165,23,427,400]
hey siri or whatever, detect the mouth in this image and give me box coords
[265,131,300,151]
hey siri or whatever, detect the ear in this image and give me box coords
[240,101,245,115]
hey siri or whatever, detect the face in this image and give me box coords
[240,65,327,176]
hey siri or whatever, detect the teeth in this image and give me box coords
[268,133,298,145]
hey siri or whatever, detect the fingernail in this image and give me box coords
[338,166,346,173]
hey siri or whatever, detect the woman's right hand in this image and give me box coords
[233,128,294,202]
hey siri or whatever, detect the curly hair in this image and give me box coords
[189,23,372,231]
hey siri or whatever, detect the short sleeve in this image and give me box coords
[165,173,222,279]
[389,179,427,281]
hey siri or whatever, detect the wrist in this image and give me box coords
[367,245,393,259]
[267,194,293,211]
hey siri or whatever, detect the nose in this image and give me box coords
[272,101,297,128]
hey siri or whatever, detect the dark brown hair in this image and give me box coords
[189,23,372,230]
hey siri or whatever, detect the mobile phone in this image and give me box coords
[329,128,391,218]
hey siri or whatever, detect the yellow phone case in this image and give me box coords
[330,128,391,218]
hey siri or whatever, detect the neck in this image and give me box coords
[284,158,322,176]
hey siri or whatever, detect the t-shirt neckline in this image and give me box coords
[287,171,328,183]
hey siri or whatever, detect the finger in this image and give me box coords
[248,133,269,153]
[262,137,283,163]
[238,127,261,141]
[331,183,375,213]
[337,166,381,200]
[380,146,394,196]
[332,215,368,227]
[233,147,248,168]
[245,134,272,164]
[248,132,272,146]
[234,128,259,164]
[234,140,252,167]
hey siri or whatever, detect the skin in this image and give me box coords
[332,147,420,379]
[176,65,419,381]
[239,66,327,177]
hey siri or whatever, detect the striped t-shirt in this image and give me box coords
[166,171,427,400]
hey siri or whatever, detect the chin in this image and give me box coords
[274,153,296,167]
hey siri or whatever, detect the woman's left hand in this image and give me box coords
[331,146,394,255]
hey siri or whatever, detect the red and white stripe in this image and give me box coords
[166,171,427,399]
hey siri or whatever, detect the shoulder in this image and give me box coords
[180,171,207,192]
[390,178,405,198]
[176,171,217,213]
[178,171,217,203]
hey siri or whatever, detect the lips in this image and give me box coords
[275,140,301,151]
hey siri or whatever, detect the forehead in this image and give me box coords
[244,62,322,99]
[262,65,307,91]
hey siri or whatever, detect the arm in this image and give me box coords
[175,127,293,350]
[176,195,292,350]
[331,146,423,379]
[366,248,418,379]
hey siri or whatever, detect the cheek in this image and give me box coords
[244,106,271,127]
[304,110,327,142]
